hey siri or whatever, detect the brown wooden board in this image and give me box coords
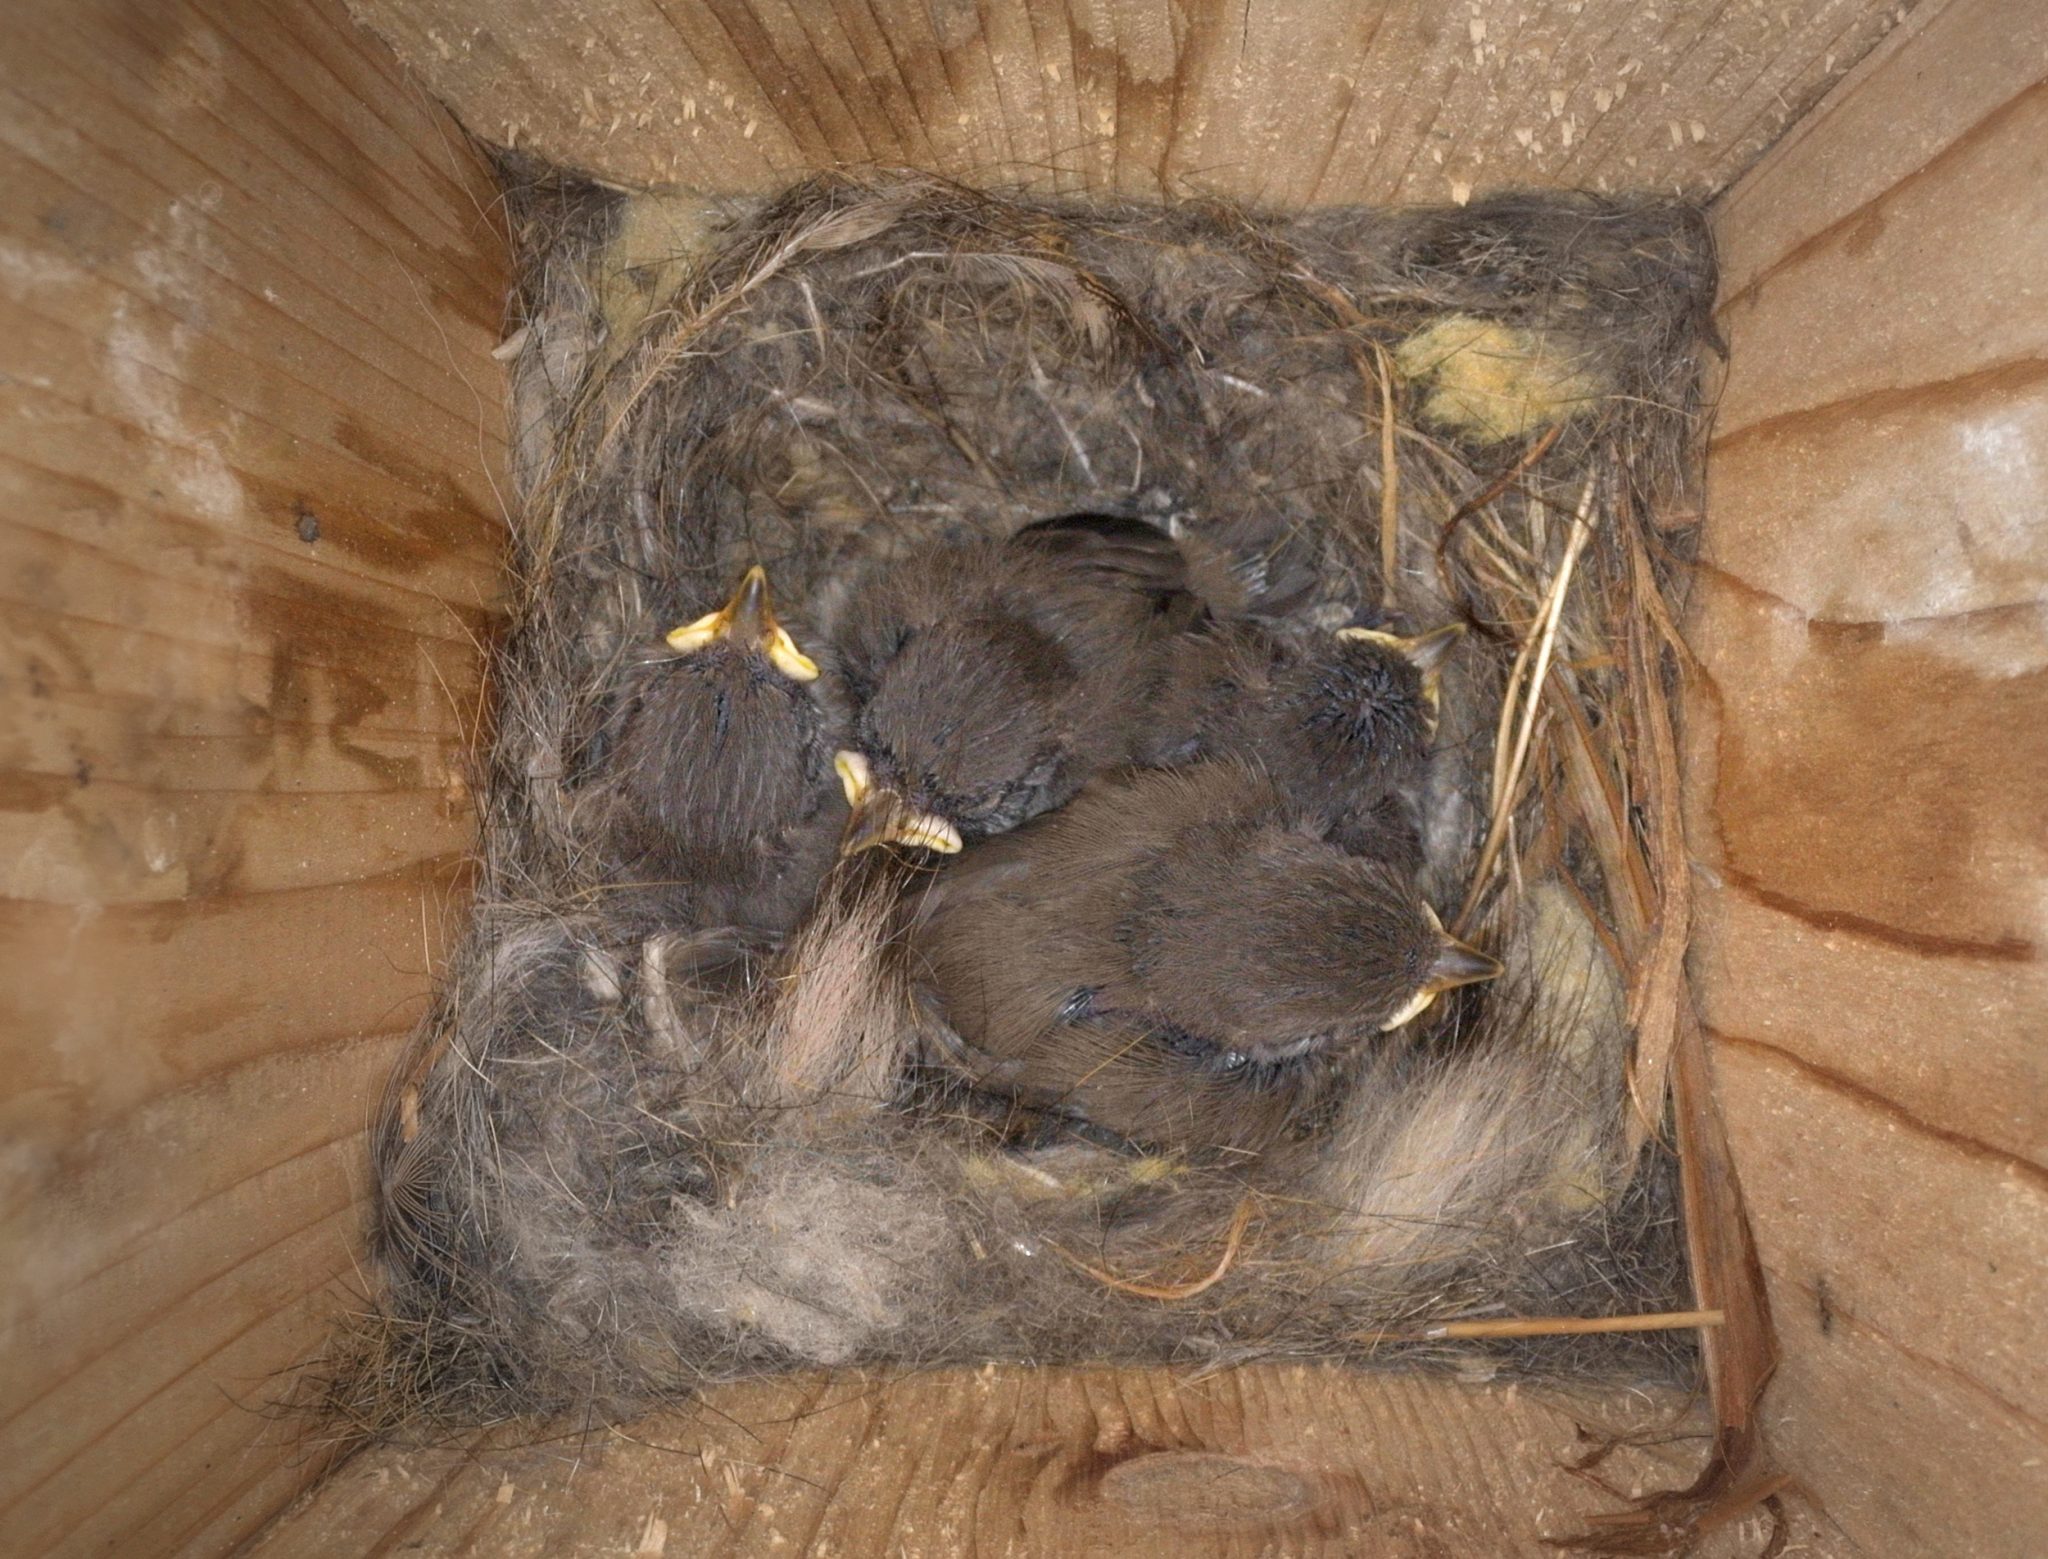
[0,2,509,1554]
[344,0,1907,204]
[1695,0,2048,1549]
[245,1370,1812,1558]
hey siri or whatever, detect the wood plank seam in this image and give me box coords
[1707,356,2048,453]
[1710,1029,2048,1182]
[1713,73,2048,318]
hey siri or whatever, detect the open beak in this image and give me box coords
[665,565,820,683]
[1380,904,1504,1031]
[833,751,963,857]
[1336,622,1465,733]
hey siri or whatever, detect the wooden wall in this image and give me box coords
[345,0,1907,205]
[1696,0,2048,1549]
[0,2,508,1554]
[4,0,2041,1552]
[241,1368,1746,1558]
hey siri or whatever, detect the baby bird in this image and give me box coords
[1143,618,1463,861]
[828,516,1200,853]
[607,565,844,931]
[1009,511,1216,623]
[908,763,1501,1154]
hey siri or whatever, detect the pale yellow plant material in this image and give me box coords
[593,192,734,365]
[1394,315,1609,443]
[1372,341,1401,584]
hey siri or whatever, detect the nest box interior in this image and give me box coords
[1,2,2041,1556]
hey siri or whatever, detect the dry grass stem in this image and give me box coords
[1458,475,1599,933]
[1358,1308,1723,1344]
[1050,1197,1259,1301]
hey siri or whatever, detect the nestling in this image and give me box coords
[908,763,1501,1153]
[828,516,1200,853]
[1144,617,1463,859]
[606,564,844,930]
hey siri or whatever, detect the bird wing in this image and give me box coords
[1010,512,1201,615]
[902,850,1032,931]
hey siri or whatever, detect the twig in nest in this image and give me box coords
[1048,1197,1257,1302]
[1370,342,1400,586]
[1280,267,1405,588]
[1356,1307,1723,1345]
[1436,424,1564,637]
[1553,689,1657,937]
[1621,526,1694,1160]
[1456,473,1599,934]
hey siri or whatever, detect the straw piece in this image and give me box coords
[1372,341,1401,586]
[1621,527,1693,1158]
[1435,424,1563,631]
[1457,474,1599,933]
[1357,1308,1723,1345]
[1284,266,1405,588]
[1553,689,1656,941]
[1049,1198,1257,1302]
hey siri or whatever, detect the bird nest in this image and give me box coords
[315,170,1746,1504]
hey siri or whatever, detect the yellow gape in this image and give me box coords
[1378,904,1504,1031]
[665,564,820,683]
[833,749,963,856]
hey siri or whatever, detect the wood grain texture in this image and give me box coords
[0,1,509,1555]
[342,0,1910,203]
[244,1370,1812,1558]
[3,1,2035,1555]
[1715,0,2048,296]
[1696,0,2048,1548]
[1710,1046,2048,1556]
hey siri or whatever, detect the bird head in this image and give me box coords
[847,616,1073,843]
[1113,803,1503,1055]
[617,565,832,857]
[1376,903,1504,1030]
[1332,622,1464,736]
[664,565,820,683]
[833,749,963,858]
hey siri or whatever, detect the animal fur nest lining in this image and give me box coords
[320,169,1719,1436]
